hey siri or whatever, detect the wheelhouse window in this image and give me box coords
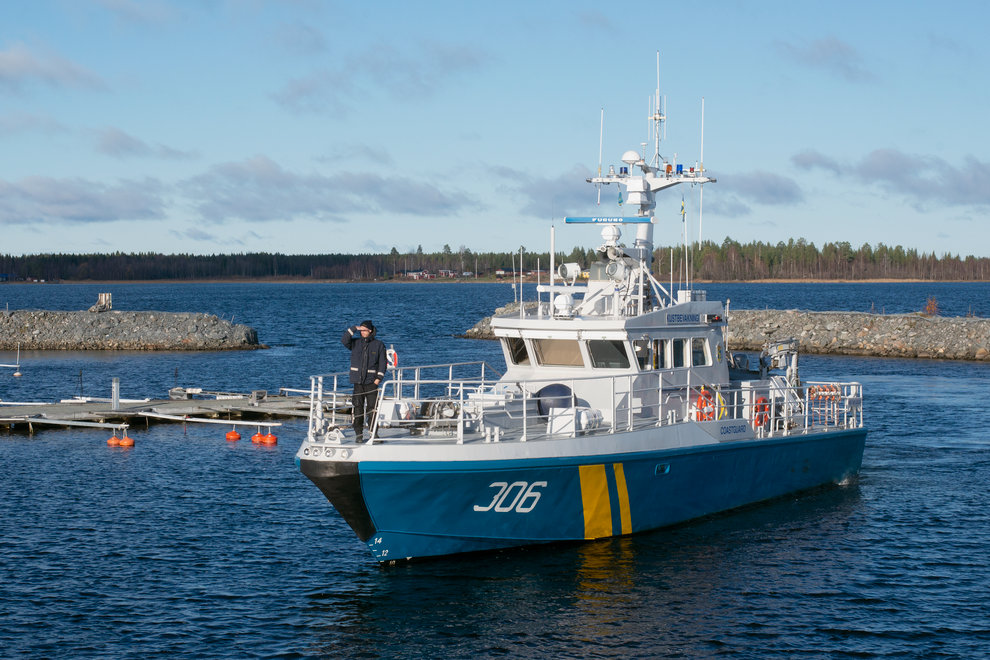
[633,339,650,369]
[505,337,530,365]
[692,337,710,366]
[672,338,687,368]
[587,340,630,369]
[532,338,584,367]
[654,339,669,369]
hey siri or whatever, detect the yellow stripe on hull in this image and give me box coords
[578,464,612,539]
[612,462,632,535]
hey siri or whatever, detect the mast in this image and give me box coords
[699,97,705,245]
[597,109,604,205]
[653,50,662,168]
[580,54,716,290]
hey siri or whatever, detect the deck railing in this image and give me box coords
[306,363,864,445]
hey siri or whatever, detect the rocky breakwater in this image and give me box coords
[0,310,263,351]
[729,309,989,360]
[461,302,537,340]
[463,304,990,361]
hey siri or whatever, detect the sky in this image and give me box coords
[2,0,989,258]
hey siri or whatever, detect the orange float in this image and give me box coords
[752,396,770,429]
[107,435,120,446]
[251,432,263,443]
[261,432,278,445]
[118,435,134,447]
[225,429,241,442]
[695,388,715,421]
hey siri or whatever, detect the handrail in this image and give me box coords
[306,361,864,445]
[309,360,503,383]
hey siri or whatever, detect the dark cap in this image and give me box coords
[360,319,375,332]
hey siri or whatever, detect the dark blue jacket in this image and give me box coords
[341,326,387,385]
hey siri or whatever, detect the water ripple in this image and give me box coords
[2,283,990,657]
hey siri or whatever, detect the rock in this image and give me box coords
[460,301,538,339]
[0,310,265,351]
[727,309,990,361]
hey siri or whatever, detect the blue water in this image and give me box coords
[1,282,989,658]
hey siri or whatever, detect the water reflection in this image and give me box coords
[301,482,865,657]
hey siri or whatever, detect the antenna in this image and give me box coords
[680,196,687,290]
[597,108,604,205]
[699,97,705,245]
[700,97,705,172]
[651,50,664,167]
[656,51,660,163]
[511,252,517,303]
[519,246,525,317]
[647,96,652,162]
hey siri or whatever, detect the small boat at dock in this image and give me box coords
[296,61,867,563]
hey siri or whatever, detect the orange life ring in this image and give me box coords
[753,396,770,428]
[696,389,716,421]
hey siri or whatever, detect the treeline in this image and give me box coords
[661,238,990,281]
[0,245,584,282]
[1,238,987,282]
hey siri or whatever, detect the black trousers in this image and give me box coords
[352,382,379,439]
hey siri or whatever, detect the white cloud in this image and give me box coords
[0,112,65,136]
[274,22,327,55]
[317,143,394,167]
[791,149,842,175]
[704,196,752,218]
[180,155,468,222]
[794,148,990,209]
[0,176,166,224]
[777,37,876,83]
[493,164,595,219]
[718,171,804,208]
[271,42,486,116]
[0,43,106,92]
[94,127,197,160]
[170,227,216,242]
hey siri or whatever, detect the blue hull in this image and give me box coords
[302,428,866,562]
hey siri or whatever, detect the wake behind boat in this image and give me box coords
[296,61,867,563]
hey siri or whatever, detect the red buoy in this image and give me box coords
[225,429,241,442]
[261,432,277,445]
[118,435,134,447]
[107,435,120,446]
[251,432,263,443]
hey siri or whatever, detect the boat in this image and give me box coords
[295,62,867,563]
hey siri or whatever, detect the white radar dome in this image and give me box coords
[601,225,621,244]
[621,150,641,165]
[553,293,574,317]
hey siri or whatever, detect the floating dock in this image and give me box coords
[0,387,334,436]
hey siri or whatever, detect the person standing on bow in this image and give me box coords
[341,320,388,441]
